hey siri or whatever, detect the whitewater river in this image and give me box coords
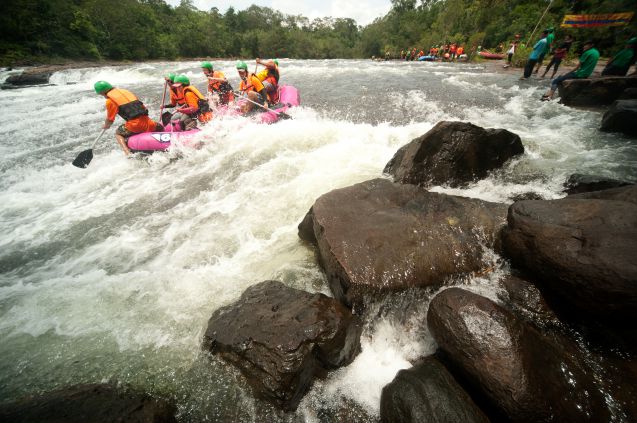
[1,59,636,421]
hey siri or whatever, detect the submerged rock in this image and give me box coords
[427,288,611,421]
[563,173,632,195]
[501,197,637,323]
[384,121,523,188]
[298,178,507,308]
[202,280,361,411]
[566,183,637,203]
[497,274,557,324]
[0,383,176,422]
[380,356,488,423]
[559,76,637,107]
[4,72,51,86]
[600,99,637,136]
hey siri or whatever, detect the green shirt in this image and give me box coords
[545,33,555,54]
[611,48,635,68]
[575,48,600,78]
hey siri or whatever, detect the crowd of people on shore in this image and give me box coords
[93,58,281,155]
[393,43,467,61]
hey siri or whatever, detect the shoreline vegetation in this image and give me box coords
[1,0,635,67]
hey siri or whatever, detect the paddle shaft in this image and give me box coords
[159,81,168,121]
[234,91,290,118]
[90,128,107,149]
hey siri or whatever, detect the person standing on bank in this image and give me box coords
[541,34,573,79]
[520,30,548,80]
[94,81,163,156]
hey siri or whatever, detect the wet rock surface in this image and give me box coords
[559,75,637,107]
[600,99,637,136]
[380,356,488,423]
[497,274,557,324]
[202,280,362,411]
[566,183,637,203]
[427,287,612,421]
[384,121,523,188]
[563,173,632,195]
[0,383,176,423]
[298,178,507,307]
[501,197,637,323]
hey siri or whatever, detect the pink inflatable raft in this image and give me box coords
[127,124,200,153]
[127,85,300,152]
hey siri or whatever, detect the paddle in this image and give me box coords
[233,91,292,120]
[159,80,168,121]
[72,128,107,168]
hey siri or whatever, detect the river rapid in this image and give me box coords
[0,59,636,421]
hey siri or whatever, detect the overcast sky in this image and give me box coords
[165,0,392,26]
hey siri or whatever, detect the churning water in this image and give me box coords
[1,59,635,421]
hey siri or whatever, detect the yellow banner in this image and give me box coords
[561,13,634,28]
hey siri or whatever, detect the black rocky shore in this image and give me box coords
[2,122,636,420]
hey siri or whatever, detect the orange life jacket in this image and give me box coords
[183,85,211,116]
[170,86,185,106]
[239,74,264,94]
[106,88,148,121]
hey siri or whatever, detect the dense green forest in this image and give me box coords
[0,0,635,65]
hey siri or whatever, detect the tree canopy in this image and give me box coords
[0,0,634,65]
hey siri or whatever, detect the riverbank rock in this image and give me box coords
[202,280,361,411]
[4,71,51,86]
[0,383,176,422]
[559,75,637,107]
[563,173,632,195]
[600,99,637,136]
[380,356,488,423]
[298,178,507,308]
[501,197,637,323]
[384,121,523,188]
[427,287,610,421]
[566,183,637,203]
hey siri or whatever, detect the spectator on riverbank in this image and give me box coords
[541,34,573,79]
[534,28,555,74]
[602,37,637,76]
[503,35,520,68]
[520,30,549,80]
[541,40,599,101]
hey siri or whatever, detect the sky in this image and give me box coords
[165,0,393,26]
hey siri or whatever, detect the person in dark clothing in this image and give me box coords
[541,35,573,79]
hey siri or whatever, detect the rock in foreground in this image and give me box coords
[0,383,176,423]
[501,196,637,323]
[380,356,488,423]
[203,280,361,411]
[298,178,507,307]
[600,99,637,136]
[428,288,611,421]
[384,121,523,188]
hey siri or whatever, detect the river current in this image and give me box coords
[0,59,635,421]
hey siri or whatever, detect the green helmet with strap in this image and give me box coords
[174,74,190,85]
[201,61,213,70]
[165,72,176,82]
[236,61,248,71]
[94,80,113,94]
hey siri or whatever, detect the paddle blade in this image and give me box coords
[72,149,93,168]
[278,112,292,120]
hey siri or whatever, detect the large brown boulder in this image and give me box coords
[0,384,176,422]
[384,121,523,188]
[380,356,489,423]
[559,76,637,107]
[566,183,637,203]
[427,288,611,421]
[298,178,507,307]
[600,99,637,136]
[202,280,361,411]
[501,197,637,322]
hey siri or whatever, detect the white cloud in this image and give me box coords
[166,0,391,25]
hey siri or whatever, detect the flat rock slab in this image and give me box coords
[501,196,637,322]
[559,76,637,107]
[563,173,632,195]
[299,178,507,307]
[0,383,176,423]
[380,356,488,423]
[384,121,523,188]
[203,280,361,411]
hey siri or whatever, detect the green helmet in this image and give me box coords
[165,72,176,82]
[274,59,279,66]
[201,61,213,70]
[174,74,190,85]
[94,80,113,94]
[236,61,248,71]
